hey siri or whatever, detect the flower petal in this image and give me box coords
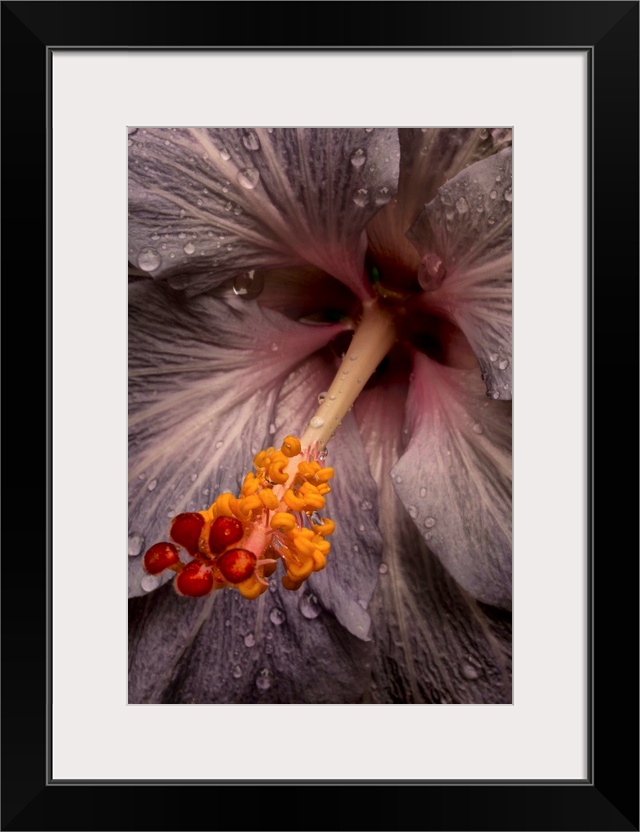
[128,281,345,597]
[129,128,400,299]
[392,352,512,609]
[355,377,511,703]
[366,128,510,281]
[129,579,374,703]
[407,148,512,399]
[272,354,384,640]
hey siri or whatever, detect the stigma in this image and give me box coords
[142,434,335,601]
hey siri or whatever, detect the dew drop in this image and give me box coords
[455,196,469,214]
[137,247,162,272]
[270,342,279,352]
[352,188,369,207]
[141,574,160,593]
[504,187,513,203]
[479,128,489,140]
[489,352,499,362]
[219,147,231,161]
[237,167,260,189]
[378,563,388,575]
[364,128,375,133]
[242,131,260,151]
[396,475,403,483]
[352,544,359,553]
[358,524,365,532]
[147,478,158,492]
[299,592,321,619]
[179,208,187,218]
[417,253,447,290]
[492,391,501,400]
[178,231,187,240]
[424,516,436,528]
[183,242,196,255]
[269,423,276,435]
[233,270,265,299]
[309,416,325,429]
[243,633,255,648]
[408,505,417,518]
[350,148,366,167]
[490,190,497,200]
[374,186,391,206]
[215,440,224,449]
[419,487,427,498]
[256,669,271,691]
[128,532,145,557]
[360,499,373,511]
[269,608,285,626]
[232,665,242,679]
[498,358,509,370]
[472,422,484,435]
[462,663,479,681]
[317,391,327,404]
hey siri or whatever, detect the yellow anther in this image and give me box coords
[316,467,334,483]
[258,488,279,510]
[317,483,331,496]
[241,472,260,496]
[311,550,327,571]
[314,538,331,555]
[237,494,262,518]
[282,575,303,591]
[237,575,268,600]
[299,481,321,496]
[214,492,236,517]
[293,536,316,558]
[283,489,307,512]
[281,435,301,458]
[253,450,269,469]
[267,458,289,484]
[312,517,335,536]
[298,461,320,479]
[287,557,314,581]
[270,512,296,532]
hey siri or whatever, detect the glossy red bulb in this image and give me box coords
[170,512,205,555]
[217,548,256,584]
[174,561,214,597]
[208,515,244,554]
[143,542,180,575]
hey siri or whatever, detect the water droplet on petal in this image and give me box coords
[490,190,497,200]
[137,247,162,272]
[504,187,513,203]
[269,423,276,435]
[360,500,373,511]
[215,440,224,449]
[350,148,366,168]
[374,186,391,206]
[309,417,324,429]
[244,633,255,648]
[242,131,260,151]
[270,342,279,352]
[147,478,158,491]
[492,390,501,399]
[472,422,484,435]
[498,358,509,370]
[419,487,427,498]
[299,592,321,619]
[256,668,271,691]
[462,663,479,680]
[269,608,285,626]
[232,665,242,679]
[408,505,417,518]
[233,270,265,299]
[352,188,369,207]
[456,196,469,214]
[489,352,499,362]
[417,253,447,290]
[237,167,260,189]
[183,242,196,255]
[424,516,436,528]
[479,128,489,140]
[364,127,375,133]
[128,532,145,557]
[219,147,231,161]
[378,563,388,575]
[396,475,403,483]
[141,574,160,592]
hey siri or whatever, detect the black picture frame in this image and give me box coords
[2,2,638,830]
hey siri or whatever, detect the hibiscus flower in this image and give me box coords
[128,127,512,704]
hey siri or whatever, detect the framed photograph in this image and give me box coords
[3,2,637,830]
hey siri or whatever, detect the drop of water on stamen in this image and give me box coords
[237,167,260,189]
[424,516,436,528]
[141,574,160,592]
[256,669,271,691]
[232,270,265,299]
[472,422,484,435]
[299,592,321,619]
[349,354,358,361]
[183,242,196,255]
[244,634,256,648]
[269,608,285,626]
[350,148,366,167]
[137,248,162,272]
[128,533,145,557]
[242,131,260,151]
[232,665,242,679]
[309,417,325,429]
[317,391,327,404]
[498,358,509,370]
[378,563,389,575]
[147,478,158,491]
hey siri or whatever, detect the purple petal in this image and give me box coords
[129,128,400,299]
[128,281,345,597]
[355,379,511,703]
[407,148,512,399]
[391,352,511,609]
